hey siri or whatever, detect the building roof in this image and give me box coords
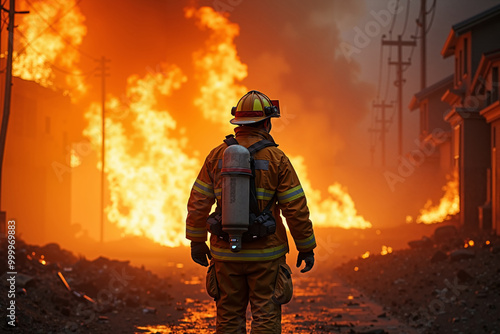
[470,48,500,93]
[409,75,454,111]
[441,4,500,58]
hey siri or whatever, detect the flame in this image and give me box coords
[83,65,196,247]
[416,173,459,224]
[361,251,370,259]
[79,6,371,247]
[185,6,247,131]
[70,148,82,168]
[13,0,88,97]
[290,156,372,229]
[380,245,393,255]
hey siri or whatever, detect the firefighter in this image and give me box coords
[186,90,316,333]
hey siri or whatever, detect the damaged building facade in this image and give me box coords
[411,4,500,234]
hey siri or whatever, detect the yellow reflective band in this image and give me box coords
[211,244,288,261]
[186,226,207,239]
[295,234,316,250]
[278,185,305,204]
[253,98,263,111]
[256,188,274,200]
[193,178,214,197]
[214,188,222,200]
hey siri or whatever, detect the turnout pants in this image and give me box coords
[212,256,286,334]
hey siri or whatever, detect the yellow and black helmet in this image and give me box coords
[230,90,280,125]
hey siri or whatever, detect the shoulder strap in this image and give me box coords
[246,139,278,155]
[223,134,238,146]
[222,135,278,215]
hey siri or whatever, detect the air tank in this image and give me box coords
[221,145,252,252]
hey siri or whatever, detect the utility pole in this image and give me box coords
[95,56,110,243]
[382,35,416,156]
[419,0,426,90]
[0,0,28,232]
[372,100,393,167]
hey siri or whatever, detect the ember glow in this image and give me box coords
[416,173,459,224]
[13,0,88,97]
[380,245,393,256]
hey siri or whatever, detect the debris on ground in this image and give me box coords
[336,225,500,334]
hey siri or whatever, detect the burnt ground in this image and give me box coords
[0,223,499,334]
[336,227,500,334]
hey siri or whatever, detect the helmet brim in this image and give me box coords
[229,115,272,125]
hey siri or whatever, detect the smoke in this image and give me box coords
[224,1,376,188]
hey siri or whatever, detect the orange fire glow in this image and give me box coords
[290,156,372,229]
[78,6,371,246]
[83,65,196,247]
[13,0,88,97]
[416,173,459,224]
[185,6,247,132]
[380,245,393,255]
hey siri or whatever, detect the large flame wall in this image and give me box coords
[7,1,381,247]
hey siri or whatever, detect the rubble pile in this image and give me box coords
[0,237,175,333]
[337,225,500,334]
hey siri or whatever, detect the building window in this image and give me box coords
[463,38,468,76]
[459,50,463,80]
[493,66,499,102]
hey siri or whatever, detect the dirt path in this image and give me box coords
[129,263,417,334]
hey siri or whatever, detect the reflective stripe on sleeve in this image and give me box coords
[210,244,288,261]
[215,188,222,200]
[256,188,274,201]
[186,226,207,239]
[295,234,316,251]
[193,178,214,197]
[278,185,305,204]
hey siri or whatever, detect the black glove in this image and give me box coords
[190,241,212,267]
[296,250,314,273]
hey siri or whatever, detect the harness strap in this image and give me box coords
[222,134,278,215]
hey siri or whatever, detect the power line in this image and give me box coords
[401,0,411,36]
[14,0,96,62]
[15,29,95,77]
[376,43,384,99]
[388,0,400,38]
[426,0,437,34]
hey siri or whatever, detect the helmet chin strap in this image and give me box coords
[265,119,272,133]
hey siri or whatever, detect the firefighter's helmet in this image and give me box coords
[230,90,280,125]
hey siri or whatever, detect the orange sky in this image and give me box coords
[3,0,498,246]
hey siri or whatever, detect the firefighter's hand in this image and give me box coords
[190,241,212,267]
[296,251,314,273]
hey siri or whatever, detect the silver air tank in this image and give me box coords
[221,145,252,252]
